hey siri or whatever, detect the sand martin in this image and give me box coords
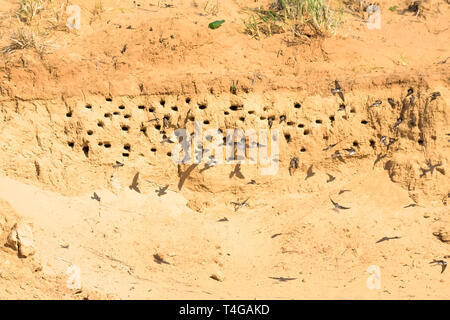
[230,163,245,179]
[155,184,169,196]
[376,236,401,243]
[430,91,441,101]
[305,165,315,180]
[289,157,299,176]
[269,277,297,282]
[330,198,350,213]
[430,260,447,273]
[129,172,141,193]
[326,173,336,183]
[113,161,124,168]
[404,203,417,208]
[370,100,382,108]
[387,98,396,108]
[331,80,345,102]
[323,141,341,151]
[231,198,249,212]
[406,87,414,97]
[91,192,101,202]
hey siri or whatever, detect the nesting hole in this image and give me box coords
[104,142,111,148]
[87,130,93,136]
[151,148,157,152]
[155,124,161,130]
[284,133,291,143]
[361,120,368,125]
[122,153,129,157]
[97,121,104,128]
[167,152,172,157]
[149,107,155,112]
[298,123,304,128]
[185,97,191,104]
[66,111,72,118]
[124,114,131,119]
[303,129,310,135]
[224,111,230,115]
[329,115,335,122]
[287,121,295,126]
[82,145,89,157]
[160,99,166,106]
[68,141,74,148]
[121,125,130,131]
[85,104,92,110]
[106,97,112,102]
[418,139,424,145]
[203,120,210,125]
[294,103,301,109]
[113,111,120,115]
[171,106,179,111]
[369,139,375,148]
[118,105,125,110]
[300,147,306,152]
[138,105,146,110]
[239,117,245,122]
[316,119,322,124]
[353,141,359,147]
[124,144,131,151]
[248,110,255,114]
[199,104,207,110]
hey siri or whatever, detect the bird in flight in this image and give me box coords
[338,189,351,195]
[271,233,282,239]
[376,236,401,244]
[373,153,387,168]
[247,179,256,185]
[231,198,249,212]
[160,134,175,144]
[331,150,345,163]
[269,276,297,282]
[323,141,340,151]
[129,172,141,193]
[403,203,418,208]
[393,118,403,130]
[91,192,101,202]
[155,185,169,196]
[217,217,229,222]
[230,163,245,179]
[430,260,447,273]
[331,80,345,102]
[330,198,350,213]
[326,173,336,183]
[420,160,442,178]
[305,165,315,180]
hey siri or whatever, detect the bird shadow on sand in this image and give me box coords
[178,164,199,190]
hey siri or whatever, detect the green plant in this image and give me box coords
[230,80,238,94]
[244,0,342,40]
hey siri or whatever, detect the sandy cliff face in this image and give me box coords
[0,0,448,299]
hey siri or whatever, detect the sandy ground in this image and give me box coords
[0,0,449,299]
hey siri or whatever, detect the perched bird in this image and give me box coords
[326,173,336,183]
[91,192,101,202]
[406,87,414,97]
[129,172,141,193]
[289,157,299,176]
[113,161,124,168]
[370,100,382,108]
[163,117,170,128]
[160,134,175,144]
[409,95,415,106]
[268,118,274,129]
[379,136,387,145]
[387,98,396,108]
[331,80,345,102]
[430,91,441,101]
[155,185,169,196]
[331,150,345,163]
[231,198,249,212]
[338,103,346,111]
[387,138,398,150]
[147,117,160,122]
[430,260,447,273]
[279,115,286,124]
[376,236,401,244]
[344,147,356,156]
[330,198,350,213]
[393,117,403,129]
[305,165,315,180]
